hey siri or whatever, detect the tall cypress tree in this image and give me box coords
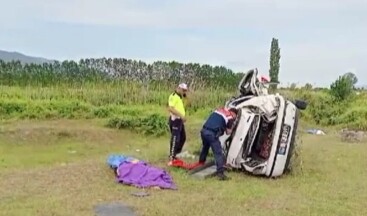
[269,38,281,89]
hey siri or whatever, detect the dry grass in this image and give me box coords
[1,119,367,216]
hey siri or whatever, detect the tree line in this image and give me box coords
[0,38,285,91]
[0,58,244,90]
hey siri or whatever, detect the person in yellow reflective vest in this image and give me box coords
[167,83,188,166]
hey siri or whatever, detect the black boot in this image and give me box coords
[216,172,230,181]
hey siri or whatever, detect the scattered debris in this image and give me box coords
[306,129,326,135]
[130,191,150,197]
[340,129,365,143]
[94,202,135,216]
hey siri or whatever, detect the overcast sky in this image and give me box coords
[0,0,366,87]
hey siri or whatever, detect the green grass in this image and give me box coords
[0,83,367,215]
[1,118,366,216]
[1,56,367,215]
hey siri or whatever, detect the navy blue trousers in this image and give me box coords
[168,118,186,159]
[199,128,225,173]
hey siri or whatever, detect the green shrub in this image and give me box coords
[307,94,346,125]
[279,88,367,129]
[106,114,169,136]
[1,82,367,131]
[329,75,354,101]
[0,98,149,120]
[334,108,367,130]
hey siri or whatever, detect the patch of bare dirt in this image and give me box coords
[339,129,366,143]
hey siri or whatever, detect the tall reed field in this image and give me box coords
[0,81,234,118]
[1,59,366,134]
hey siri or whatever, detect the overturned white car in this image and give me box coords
[218,69,307,178]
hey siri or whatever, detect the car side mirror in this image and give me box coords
[294,99,308,110]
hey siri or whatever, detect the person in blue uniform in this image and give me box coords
[196,107,238,180]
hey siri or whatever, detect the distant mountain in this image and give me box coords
[0,50,55,64]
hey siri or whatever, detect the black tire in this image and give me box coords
[284,109,299,173]
[294,99,308,110]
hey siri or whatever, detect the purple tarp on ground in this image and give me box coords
[116,161,177,190]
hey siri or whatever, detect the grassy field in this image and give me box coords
[1,115,367,216]
[1,81,367,216]
[1,58,367,216]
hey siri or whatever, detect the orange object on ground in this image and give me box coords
[167,159,204,170]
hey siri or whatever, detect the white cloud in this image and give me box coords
[4,0,366,29]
